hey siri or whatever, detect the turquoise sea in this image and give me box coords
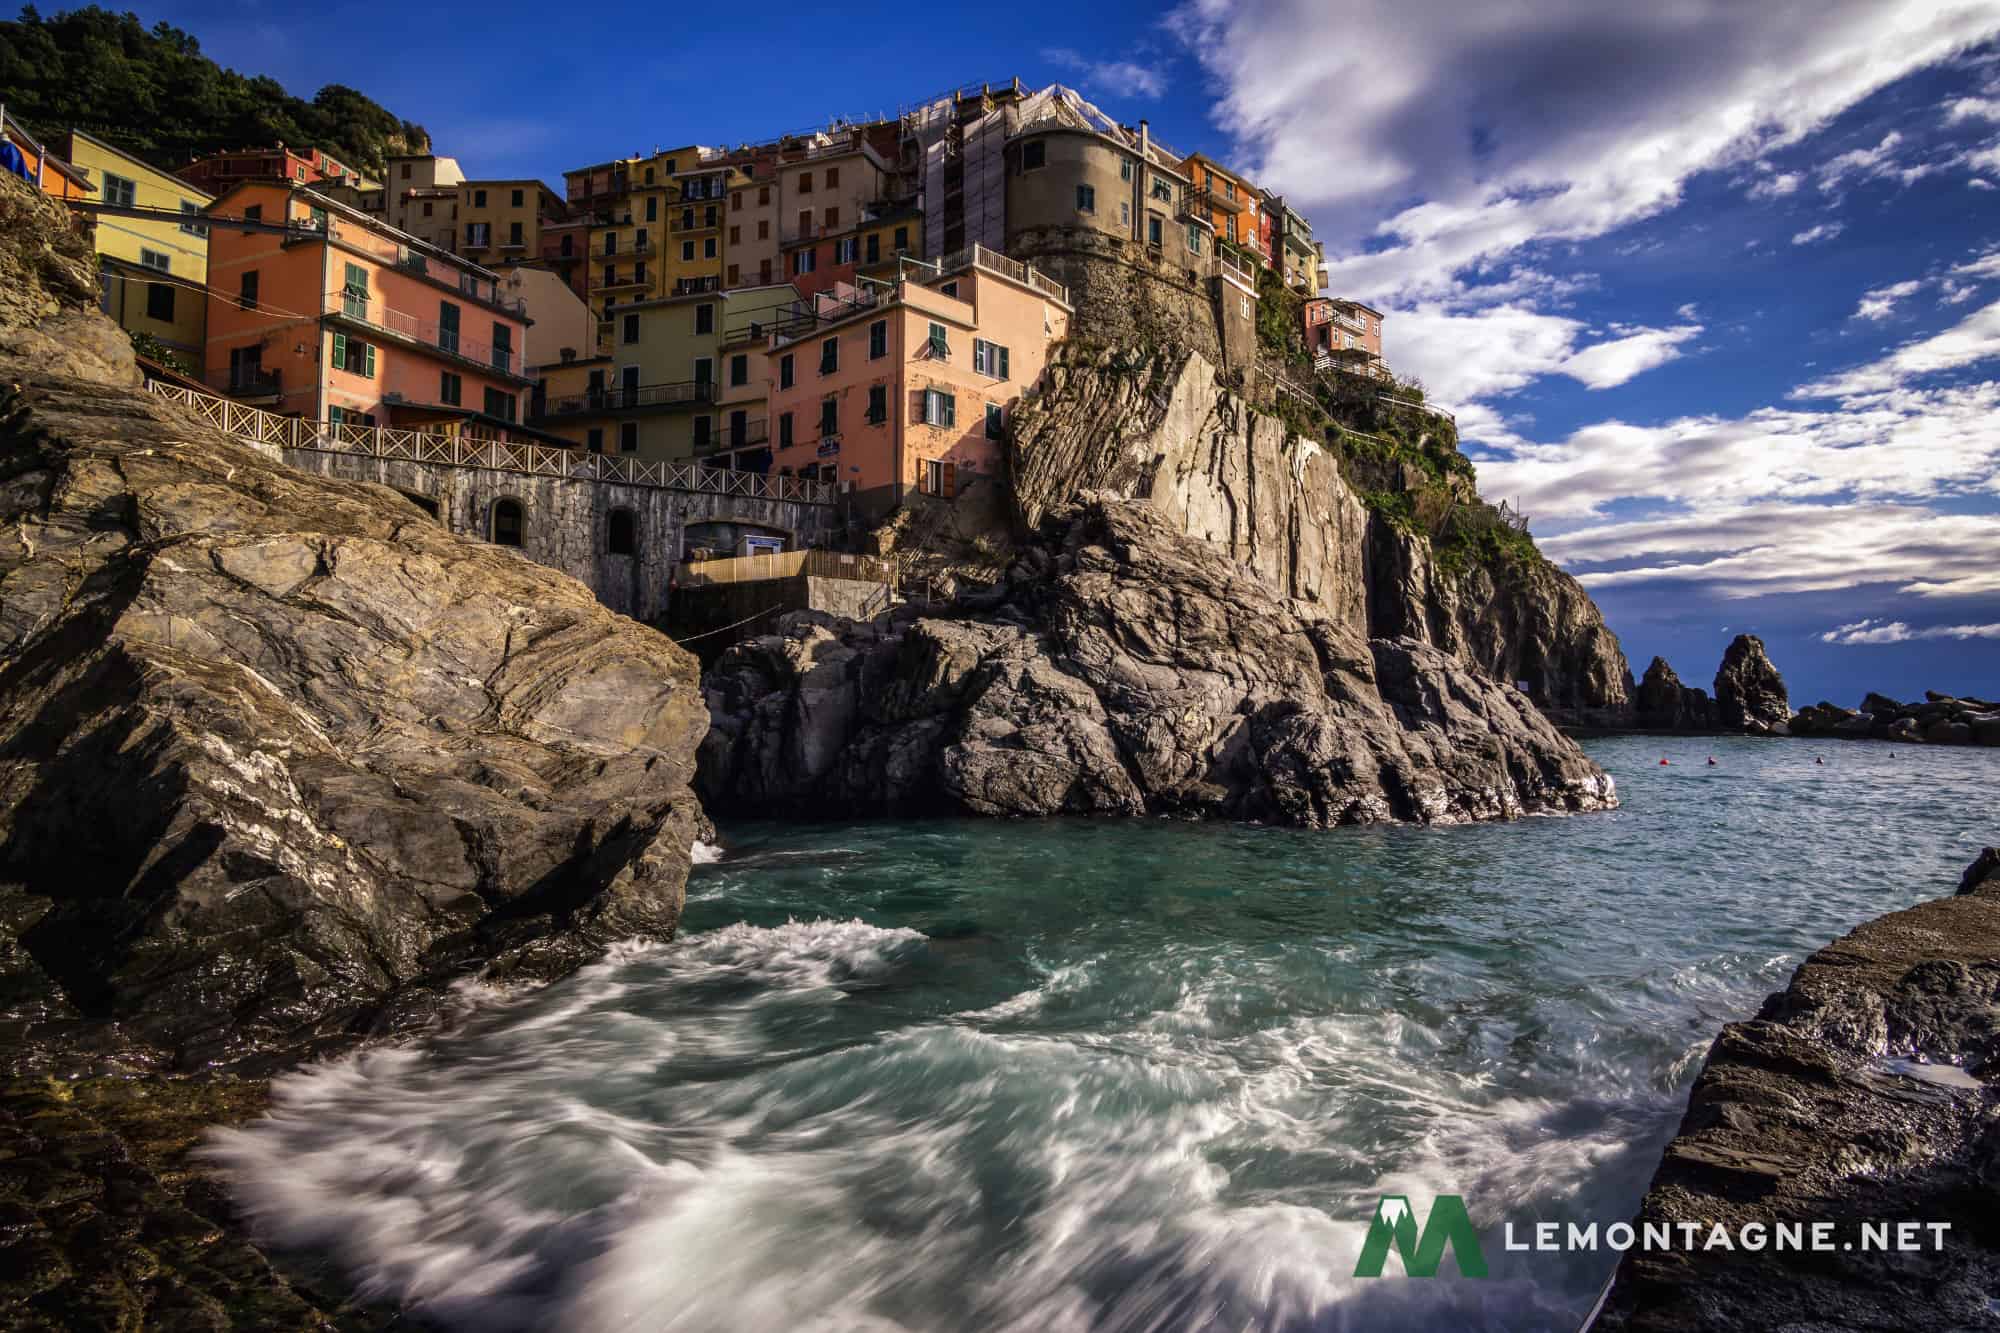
[207,736,2000,1331]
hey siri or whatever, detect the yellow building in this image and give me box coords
[457,179,565,270]
[57,129,212,366]
[664,154,750,299]
[566,153,674,334]
[530,282,796,464]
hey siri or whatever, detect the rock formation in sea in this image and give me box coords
[699,496,1615,825]
[1598,847,2000,1330]
[1791,690,2000,746]
[1711,633,1791,735]
[1631,657,1717,732]
[0,171,709,1319]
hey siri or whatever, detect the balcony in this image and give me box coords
[673,275,722,296]
[593,271,651,293]
[530,380,717,420]
[224,368,282,401]
[669,213,722,232]
[325,294,526,381]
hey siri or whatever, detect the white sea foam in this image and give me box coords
[691,840,724,864]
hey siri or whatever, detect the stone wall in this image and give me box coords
[274,448,835,622]
[1010,225,1230,368]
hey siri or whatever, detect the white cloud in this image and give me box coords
[1794,295,2000,398]
[1852,279,1925,321]
[1973,177,1999,189]
[1559,323,1704,388]
[1792,221,1846,245]
[1747,170,1802,199]
[1952,246,2000,280]
[1821,618,2000,643]
[1676,302,1701,320]
[1812,129,1936,191]
[1169,0,2000,305]
[1942,277,1981,304]
[1943,96,2000,123]
[1043,48,1166,100]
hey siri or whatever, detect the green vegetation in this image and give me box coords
[1431,502,1543,576]
[0,6,429,175]
[127,331,189,375]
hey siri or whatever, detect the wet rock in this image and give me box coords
[1793,690,2000,746]
[1598,850,2000,1331]
[700,496,1616,826]
[1632,657,1717,731]
[1712,634,1790,735]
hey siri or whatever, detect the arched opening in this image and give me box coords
[398,490,440,520]
[492,498,525,547]
[607,508,638,556]
[560,233,574,257]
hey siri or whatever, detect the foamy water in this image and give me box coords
[206,737,2000,1331]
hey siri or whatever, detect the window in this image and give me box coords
[586,427,604,452]
[760,259,773,285]
[823,206,839,229]
[1224,179,1237,201]
[619,421,639,453]
[694,356,714,386]
[603,265,619,286]
[228,344,262,389]
[729,353,748,386]
[646,196,658,222]
[634,261,648,284]
[604,233,618,255]
[179,201,206,236]
[102,172,135,207]
[466,224,491,248]
[342,262,369,318]
[681,240,695,261]
[779,353,795,389]
[778,412,794,448]
[818,397,838,438]
[484,387,517,421]
[939,281,957,298]
[1076,184,1095,213]
[1187,228,1204,255]
[833,236,858,264]
[139,248,170,273]
[923,388,956,427]
[330,332,376,378]
[925,322,949,359]
[869,319,888,359]
[423,201,434,217]
[705,205,718,227]
[867,384,887,424]
[921,458,949,495]
[798,171,813,193]
[864,233,880,265]
[243,204,262,222]
[693,416,712,449]
[696,303,715,335]
[1021,141,1046,171]
[826,167,840,187]
[729,409,749,444]
[509,221,523,246]
[492,498,524,547]
[985,402,1005,439]
[1120,159,1134,182]
[439,300,460,354]
[1148,215,1164,247]
[894,225,909,251]
[1120,201,1132,229]
[441,371,461,406]
[819,337,839,375]
[729,225,741,245]
[402,164,412,180]
[145,282,174,321]
[473,189,488,207]
[623,313,640,344]
[511,188,525,207]
[973,339,1010,379]
[607,510,637,555]
[239,270,259,311]
[727,264,740,285]
[1152,176,1173,203]
[680,207,695,229]
[704,237,717,258]
[793,249,817,275]
[758,220,771,240]
[759,185,771,205]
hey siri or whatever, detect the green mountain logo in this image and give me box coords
[1353,1194,1489,1278]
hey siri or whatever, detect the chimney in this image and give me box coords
[1139,119,1149,161]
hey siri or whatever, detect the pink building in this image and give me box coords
[1304,297,1385,374]
[764,245,1071,517]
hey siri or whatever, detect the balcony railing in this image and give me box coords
[780,219,826,245]
[327,293,522,378]
[670,213,722,232]
[592,272,651,292]
[933,242,1070,306]
[531,380,717,418]
[225,368,282,398]
[673,275,722,296]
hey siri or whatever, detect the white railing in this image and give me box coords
[147,382,835,506]
[934,242,1070,306]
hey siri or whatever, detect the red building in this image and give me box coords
[1304,297,1386,376]
[178,144,371,195]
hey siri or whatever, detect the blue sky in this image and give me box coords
[135,0,2000,707]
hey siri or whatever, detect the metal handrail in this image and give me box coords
[146,381,835,506]
[534,380,717,416]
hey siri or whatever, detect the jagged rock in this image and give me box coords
[1005,343,1633,719]
[1713,634,1790,735]
[0,173,707,1075]
[699,497,1615,826]
[1862,691,1906,715]
[1599,850,2000,1331]
[1791,690,2000,746]
[1632,656,1717,731]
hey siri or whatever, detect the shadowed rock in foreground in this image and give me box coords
[1597,849,2000,1331]
[700,496,1615,825]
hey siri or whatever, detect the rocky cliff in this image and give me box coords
[1004,343,1633,720]
[1632,657,1716,731]
[1792,691,2000,746]
[1712,633,1790,736]
[700,496,1614,825]
[0,172,708,1321]
[1598,849,2000,1330]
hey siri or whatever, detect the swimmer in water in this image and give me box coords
[1815,756,1825,765]
[1707,757,1717,766]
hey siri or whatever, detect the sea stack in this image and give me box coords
[1713,634,1790,736]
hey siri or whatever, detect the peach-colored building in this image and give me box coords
[1304,297,1386,375]
[764,244,1070,516]
[202,181,550,439]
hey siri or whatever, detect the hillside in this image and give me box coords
[0,5,429,175]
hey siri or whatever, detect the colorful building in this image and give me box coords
[202,181,544,439]
[1304,297,1386,376]
[56,130,213,367]
[529,282,797,464]
[382,154,466,253]
[725,173,778,290]
[765,244,1070,517]
[457,179,566,271]
[565,151,675,334]
[1180,152,1266,267]
[664,154,747,298]
[1001,111,1201,260]
[177,144,373,196]
[774,136,892,301]
[1264,191,1326,295]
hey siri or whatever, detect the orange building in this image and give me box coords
[202,181,547,438]
[765,244,1070,516]
[178,144,372,195]
[1181,152,1267,268]
[2,111,92,201]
